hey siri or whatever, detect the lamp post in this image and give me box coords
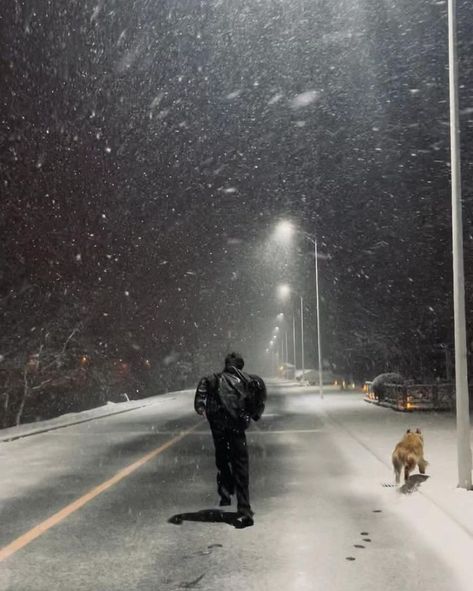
[274,221,324,397]
[272,328,282,377]
[278,306,298,380]
[314,238,324,399]
[300,295,305,382]
[269,339,276,377]
[448,0,472,490]
[278,283,305,385]
[293,311,297,379]
[277,312,290,369]
[273,326,281,370]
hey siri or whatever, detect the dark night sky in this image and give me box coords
[2,0,473,378]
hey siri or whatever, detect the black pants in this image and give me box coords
[208,416,251,515]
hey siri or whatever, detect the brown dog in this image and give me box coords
[392,428,428,484]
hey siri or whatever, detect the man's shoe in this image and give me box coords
[235,514,254,528]
[237,507,254,517]
[235,509,254,528]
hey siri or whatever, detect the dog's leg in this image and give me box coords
[392,457,401,484]
[394,469,401,485]
[404,465,410,482]
[418,459,427,474]
[404,457,416,482]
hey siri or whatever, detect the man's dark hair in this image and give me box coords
[224,352,245,370]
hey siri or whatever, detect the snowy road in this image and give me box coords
[1,382,473,590]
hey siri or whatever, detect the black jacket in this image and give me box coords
[194,367,266,424]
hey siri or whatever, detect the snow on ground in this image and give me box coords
[316,389,473,530]
[0,389,194,507]
[0,390,193,442]
[3,381,473,588]
[309,387,473,590]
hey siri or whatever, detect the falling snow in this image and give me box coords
[290,90,320,109]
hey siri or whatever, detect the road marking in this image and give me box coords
[144,429,324,435]
[0,425,198,563]
[250,429,323,434]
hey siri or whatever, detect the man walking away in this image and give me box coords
[194,352,266,528]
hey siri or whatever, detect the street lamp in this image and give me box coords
[448,0,472,489]
[276,313,289,367]
[275,221,324,398]
[276,310,297,379]
[278,283,291,300]
[278,283,305,384]
[274,220,295,242]
[314,237,324,399]
[273,326,285,366]
[269,339,277,377]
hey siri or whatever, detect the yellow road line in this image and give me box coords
[0,425,198,563]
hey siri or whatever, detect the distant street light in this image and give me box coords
[273,326,284,365]
[267,341,277,376]
[277,308,297,375]
[278,284,305,383]
[275,221,324,398]
[448,0,472,489]
[276,312,290,369]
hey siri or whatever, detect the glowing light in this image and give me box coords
[274,220,295,242]
[278,284,291,300]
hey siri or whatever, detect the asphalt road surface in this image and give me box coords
[0,382,466,590]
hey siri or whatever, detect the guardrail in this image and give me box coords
[363,381,455,411]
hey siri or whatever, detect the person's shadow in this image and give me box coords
[168,509,252,529]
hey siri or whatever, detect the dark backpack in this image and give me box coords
[216,369,266,423]
[246,374,266,421]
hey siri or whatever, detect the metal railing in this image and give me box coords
[364,381,455,411]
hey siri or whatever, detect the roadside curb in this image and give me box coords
[0,394,187,443]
